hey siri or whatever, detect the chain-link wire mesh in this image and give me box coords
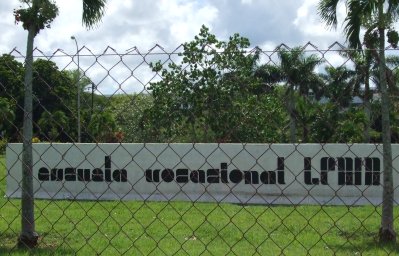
[1,40,399,255]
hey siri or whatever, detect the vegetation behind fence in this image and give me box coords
[1,26,399,254]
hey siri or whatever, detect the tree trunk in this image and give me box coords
[364,66,371,143]
[288,90,296,143]
[18,1,39,248]
[19,25,39,248]
[303,124,309,143]
[378,0,396,242]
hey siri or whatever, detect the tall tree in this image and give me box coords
[258,48,323,142]
[0,54,24,140]
[148,26,263,143]
[321,65,359,109]
[0,97,16,137]
[318,0,399,242]
[14,0,107,248]
[341,50,374,142]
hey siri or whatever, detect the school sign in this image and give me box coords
[6,143,399,205]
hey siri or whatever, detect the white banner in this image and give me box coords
[6,143,399,205]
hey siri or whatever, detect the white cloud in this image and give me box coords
[1,0,347,53]
[241,0,253,4]
[158,1,218,45]
[0,0,352,94]
[293,0,344,47]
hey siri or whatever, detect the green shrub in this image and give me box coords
[0,137,7,155]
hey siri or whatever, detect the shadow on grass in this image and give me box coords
[0,247,76,256]
[328,242,399,255]
[0,233,76,256]
[328,230,399,255]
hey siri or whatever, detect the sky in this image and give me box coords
[0,0,348,93]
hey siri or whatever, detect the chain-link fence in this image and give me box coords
[1,38,399,255]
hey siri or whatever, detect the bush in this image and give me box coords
[0,137,7,155]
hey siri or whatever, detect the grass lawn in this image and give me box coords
[0,155,399,255]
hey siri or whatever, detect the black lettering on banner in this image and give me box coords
[220,163,229,183]
[320,157,334,185]
[104,156,112,182]
[143,159,285,185]
[304,157,320,185]
[36,154,383,187]
[78,169,91,181]
[176,169,189,183]
[260,171,276,184]
[51,168,63,181]
[321,157,335,171]
[336,157,362,186]
[244,171,259,184]
[161,169,174,183]
[229,169,243,183]
[318,156,380,186]
[207,169,220,183]
[354,158,362,185]
[277,157,286,184]
[92,168,104,182]
[113,169,127,182]
[64,168,76,181]
[145,169,159,182]
[338,158,353,185]
[37,156,127,183]
[38,167,49,181]
[365,158,380,185]
[190,170,205,183]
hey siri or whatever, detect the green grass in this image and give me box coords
[1,155,399,255]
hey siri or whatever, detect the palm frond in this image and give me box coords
[386,55,399,68]
[386,0,399,25]
[82,0,106,29]
[344,0,364,49]
[318,0,340,28]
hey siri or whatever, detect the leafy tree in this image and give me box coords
[321,66,359,109]
[87,111,116,142]
[107,94,153,142]
[0,97,16,137]
[318,0,398,242]
[0,54,24,100]
[0,56,82,142]
[148,25,265,142]
[332,107,366,143]
[294,96,319,142]
[310,103,339,142]
[32,59,75,125]
[37,110,68,141]
[0,54,24,140]
[230,93,287,143]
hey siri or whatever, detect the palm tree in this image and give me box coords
[318,0,398,242]
[321,65,359,109]
[343,50,399,142]
[15,0,107,248]
[38,110,69,141]
[340,50,374,142]
[258,47,324,142]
